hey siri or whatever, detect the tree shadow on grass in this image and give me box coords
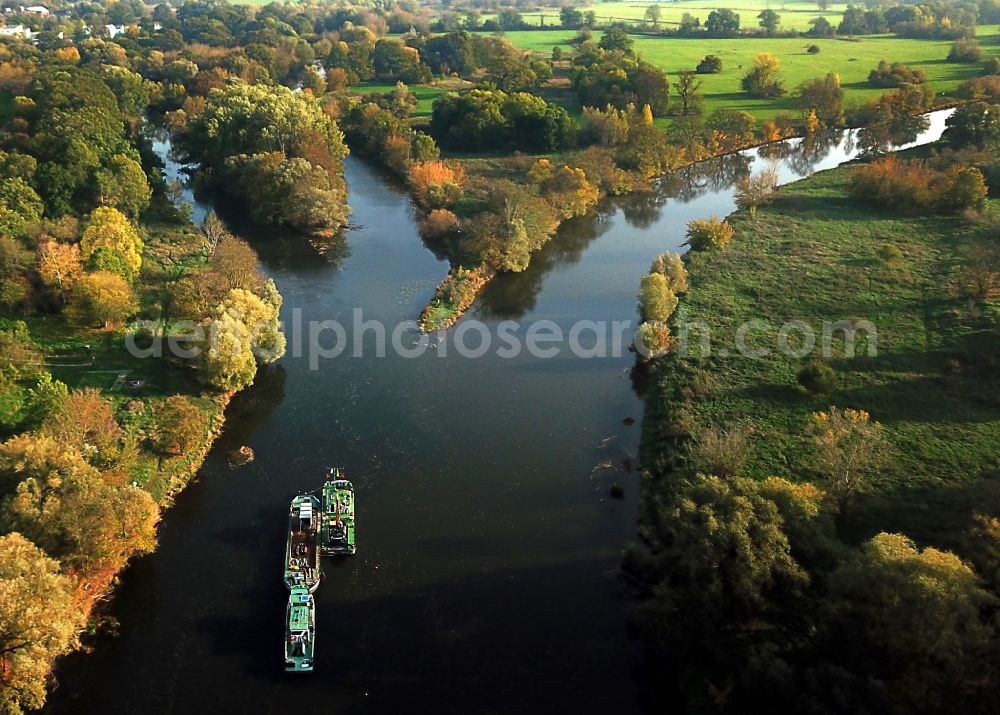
[843,469,1000,550]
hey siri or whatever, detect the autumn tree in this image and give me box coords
[41,387,121,462]
[650,251,689,293]
[0,533,85,715]
[632,475,824,686]
[210,234,262,292]
[153,396,205,456]
[796,72,844,126]
[219,281,286,364]
[69,271,137,328]
[638,272,678,322]
[824,533,997,712]
[37,241,82,305]
[808,406,889,513]
[79,207,144,281]
[742,53,786,98]
[0,435,158,571]
[199,310,258,391]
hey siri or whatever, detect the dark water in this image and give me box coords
[49,112,952,715]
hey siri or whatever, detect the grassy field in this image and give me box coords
[502,30,1000,119]
[642,159,1000,547]
[485,0,849,32]
[350,80,452,118]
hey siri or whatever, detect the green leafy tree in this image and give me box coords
[95,154,152,219]
[758,9,781,33]
[674,71,703,116]
[706,9,741,35]
[199,310,258,391]
[0,178,43,238]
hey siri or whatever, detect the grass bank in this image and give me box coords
[641,155,1000,546]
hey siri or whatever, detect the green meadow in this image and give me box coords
[502,30,1000,119]
[643,160,1000,545]
[349,81,449,117]
[486,0,849,32]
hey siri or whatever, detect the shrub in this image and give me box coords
[797,360,837,395]
[876,243,903,266]
[650,252,689,293]
[868,60,926,88]
[686,216,734,251]
[696,55,723,74]
[984,56,1000,76]
[420,209,460,238]
[407,161,465,208]
[849,157,988,213]
[684,424,751,477]
[806,44,821,54]
[636,320,672,358]
[948,38,982,63]
[638,272,678,322]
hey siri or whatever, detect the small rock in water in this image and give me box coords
[622,417,635,426]
[228,445,255,468]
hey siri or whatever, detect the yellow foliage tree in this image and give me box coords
[37,241,82,305]
[79,207,143,281]
[0,532,85,715]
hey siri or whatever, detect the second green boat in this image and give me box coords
[320,468,356,555]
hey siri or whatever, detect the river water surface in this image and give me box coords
[48,111,952,714]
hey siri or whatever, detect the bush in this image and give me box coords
[650,252,689,293]
[806,44,821,54]
[686,216,734,251]
[877,243,903,266]
[696,55,723,74]
[420,209,460,238]
[797,360,837,395]
[948,38,982,63]
[636,320,672,358]
[868,60,926,88]
[984,56,1000,76]
[684,424,751,477]
[638,272,678,322]
[849,156,988,213]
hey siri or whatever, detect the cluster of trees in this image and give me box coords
[869,59,927,88]
[571,29,671,117]
[176,82,349,236]
[430,89,575,152]
[636,252,688,357]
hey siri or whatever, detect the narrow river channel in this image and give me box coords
[48,110,953,714]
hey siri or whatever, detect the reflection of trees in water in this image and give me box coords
[215,364,287,451]
[474,211,613,320]
[618,190,669,229]
[700,153,753,192]
[306,233,351,269]
[854,115,931,160]
[657,152,753,203]
[782,130,843,176]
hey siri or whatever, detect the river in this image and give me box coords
[48,110,953,714]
